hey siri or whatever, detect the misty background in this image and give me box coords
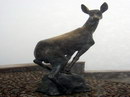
[0,0,130,70]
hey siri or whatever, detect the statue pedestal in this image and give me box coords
[36,73,91,96]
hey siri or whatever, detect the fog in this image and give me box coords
[0,0,130,70]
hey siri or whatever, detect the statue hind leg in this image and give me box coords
[47,52,68,79]
[33,59,52,71]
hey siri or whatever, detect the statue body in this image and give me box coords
[34,2,108,95]
[34,3,108,95]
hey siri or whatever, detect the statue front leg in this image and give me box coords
[65,53,80,74]
[65,44,91,73]
[61,53,74,73]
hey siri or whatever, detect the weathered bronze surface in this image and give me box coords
[33,2,108,95]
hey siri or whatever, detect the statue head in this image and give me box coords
[81,2,108,20]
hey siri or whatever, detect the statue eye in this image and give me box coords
[97,12,102,15]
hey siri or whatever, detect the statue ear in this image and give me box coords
[81,4,89,14]
[100,2,108,13]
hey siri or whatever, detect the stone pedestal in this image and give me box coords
[36,73,91,96]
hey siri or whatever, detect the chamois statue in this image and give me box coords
[34,2,108,78]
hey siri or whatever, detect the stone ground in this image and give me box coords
[0,65,130,97]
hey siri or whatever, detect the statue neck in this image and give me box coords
[83,17,99,34]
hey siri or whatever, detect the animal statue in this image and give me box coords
[33,2,108,78]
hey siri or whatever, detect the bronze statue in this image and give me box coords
[34,2,108,95]
[34,2,108,79]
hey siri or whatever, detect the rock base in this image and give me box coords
[36,73,91,96]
